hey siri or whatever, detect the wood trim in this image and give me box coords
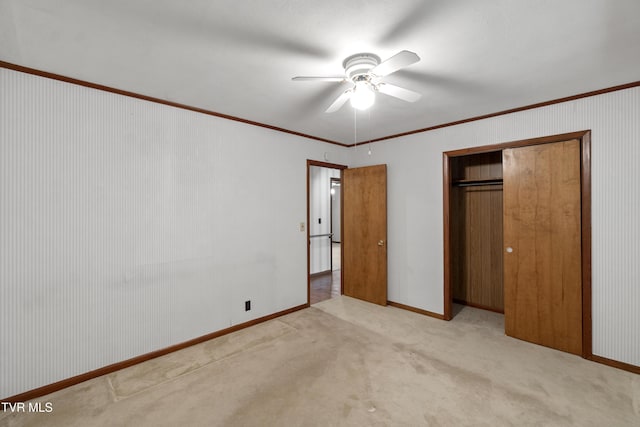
[588,355,640,375]
[352,81,640,146]
[442,153,452,320]
[0,60,347,147]
[2,304,307,403]
[340,170,345,296]
[307,160,348,306]
[307,160,349,169]
[4,60,638,150]
[388,301,445,320]
[581,132,593,358]
[444,131,590,157]
[453,298,505,315]
[443,131,593,356]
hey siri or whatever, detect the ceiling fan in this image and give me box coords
[292,50,422,113]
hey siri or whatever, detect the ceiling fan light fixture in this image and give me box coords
[292,50,421,113]
[350,81,375,111]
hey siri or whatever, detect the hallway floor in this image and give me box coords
[310,242,340,305]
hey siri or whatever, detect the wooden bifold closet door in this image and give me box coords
[503,139,583,355]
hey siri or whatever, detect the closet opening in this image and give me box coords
[442,130,592,358]
[449,151,504,316]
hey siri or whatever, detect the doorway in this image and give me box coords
[443,131,592,357]
[307,160,389,307]
[307,160,346,305]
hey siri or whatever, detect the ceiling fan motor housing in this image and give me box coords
[343,53,381,81]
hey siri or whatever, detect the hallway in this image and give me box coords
[310,243,340,305]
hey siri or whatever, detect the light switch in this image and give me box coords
[299,222,305,232]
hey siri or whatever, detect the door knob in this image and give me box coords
[378,240,385,246]
[506,246,513,253]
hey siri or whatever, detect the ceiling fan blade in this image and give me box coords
[372,50,420,77]
[292,76,345,82]
[377,83,422,102]
[325,90,353,113]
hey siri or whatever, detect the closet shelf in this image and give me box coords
[453,178,503,187]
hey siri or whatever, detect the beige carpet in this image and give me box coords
[2,296,639,426]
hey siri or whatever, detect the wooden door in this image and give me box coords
[343,164,387,305]
[503,140,582,355]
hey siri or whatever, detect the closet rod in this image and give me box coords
[453,179,503,187]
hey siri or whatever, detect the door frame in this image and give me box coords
[307,160,348,306]
[442,130,592,358]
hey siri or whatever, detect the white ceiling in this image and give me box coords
[1,0,639,144]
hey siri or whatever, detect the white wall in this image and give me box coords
[309,166,340,274]
[2,66,638,398]
[349,87,640,367]
[0,68,350,398]
[331,181,341,242]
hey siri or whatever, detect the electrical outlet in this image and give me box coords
[245,300,251,311]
